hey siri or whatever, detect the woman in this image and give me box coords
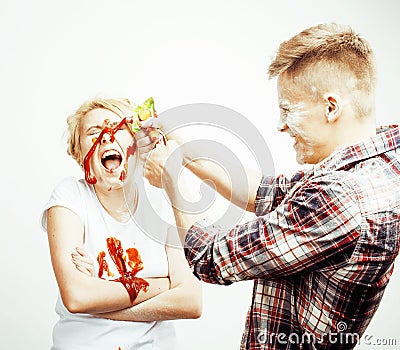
[41,97,202,350]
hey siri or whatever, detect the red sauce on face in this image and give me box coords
[97,237,149,303]
[84,118,134,185]
[119,170,126,182]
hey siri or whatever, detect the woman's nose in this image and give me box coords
[101,132,112,144]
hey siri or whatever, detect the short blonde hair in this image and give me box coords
[268,23,377,118]
[66,97,135,164]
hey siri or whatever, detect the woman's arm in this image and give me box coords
[94,226,202,321]
[47,206,169,314]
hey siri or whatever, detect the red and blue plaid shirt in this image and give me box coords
[185,126,400,349]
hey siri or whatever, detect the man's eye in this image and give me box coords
[280,108,289,116]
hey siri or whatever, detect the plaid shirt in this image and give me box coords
[185,126,400,350]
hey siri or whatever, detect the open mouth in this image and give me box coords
[101,149,123,172]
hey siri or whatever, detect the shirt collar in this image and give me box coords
[313,125,400,176]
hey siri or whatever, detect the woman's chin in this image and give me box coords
[96,170,125,191]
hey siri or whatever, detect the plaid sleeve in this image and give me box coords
[255,170,307,216]
[185,176,362,284]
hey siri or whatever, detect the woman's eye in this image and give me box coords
[116,125,129,132]
[88,130,100,136]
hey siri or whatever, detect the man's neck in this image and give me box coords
[333,116,376,151]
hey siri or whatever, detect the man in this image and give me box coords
[139,23,400,349]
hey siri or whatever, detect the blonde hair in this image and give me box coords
[268,23,377,118]
[66,97,135,164]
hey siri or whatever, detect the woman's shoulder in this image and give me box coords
[47,176,93,207]
[53,176,89,194]
[41,177,89,231]
[56,176,86,186]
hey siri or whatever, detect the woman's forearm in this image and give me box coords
[63,276,170,314]
[95,280,202,321]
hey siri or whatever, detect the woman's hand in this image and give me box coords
[71,247,95,277]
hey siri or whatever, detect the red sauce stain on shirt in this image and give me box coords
[97,251,114,277]
[97,237,149,303]
[126,247,144,275]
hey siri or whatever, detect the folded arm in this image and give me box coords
[47,206,169,314]
[95,226,202,321]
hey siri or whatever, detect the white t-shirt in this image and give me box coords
[41,176,176,350]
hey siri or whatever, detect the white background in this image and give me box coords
[1,0,399,349]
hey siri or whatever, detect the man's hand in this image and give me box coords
[143,140,183,189]
[134,116,186,162]
[134,129,161,162]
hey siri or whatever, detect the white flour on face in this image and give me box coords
[279,99,315,164]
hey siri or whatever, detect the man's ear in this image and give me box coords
[323,93,343,123]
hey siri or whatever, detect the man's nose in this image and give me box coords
[277,116,288,132]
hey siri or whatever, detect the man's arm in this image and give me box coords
[184,177,362,284]
[143,141,206,244]
[178,135,262,212]
[136,129,262,212]
[144,145,362,284]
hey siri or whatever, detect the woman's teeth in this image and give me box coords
[101,150,122,171]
